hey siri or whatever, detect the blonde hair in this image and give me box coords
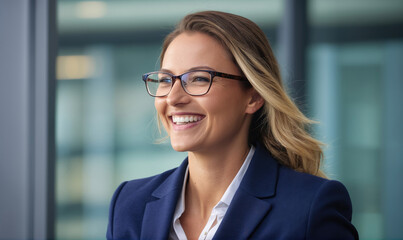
[160,11,326,178]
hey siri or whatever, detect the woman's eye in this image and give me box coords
[191,77,210,83]
[159,78,172,83]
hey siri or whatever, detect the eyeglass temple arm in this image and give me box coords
[213,72,248,81]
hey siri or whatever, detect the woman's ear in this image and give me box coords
[245,89,264,114]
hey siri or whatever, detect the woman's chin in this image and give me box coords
[171,139,200,152]
[170,142,190,152]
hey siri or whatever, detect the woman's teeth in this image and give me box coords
[172,115,202,125]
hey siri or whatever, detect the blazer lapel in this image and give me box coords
[214,144,279,239]
[140,158,188,240]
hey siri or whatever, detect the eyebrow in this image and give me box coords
[160,66,215,74]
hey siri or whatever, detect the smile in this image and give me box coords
[172,115,203,125]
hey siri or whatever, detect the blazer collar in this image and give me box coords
[140,158,188,240]
[140,143,279,239]
[238,142,278,198]
[152,158,189,198]
[213,143,279,239]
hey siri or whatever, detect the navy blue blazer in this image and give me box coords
[107,144,358,239]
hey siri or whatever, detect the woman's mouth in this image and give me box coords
[171,115,204,125]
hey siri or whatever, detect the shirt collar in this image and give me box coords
[173,165,189,220]
[219,145,255,206]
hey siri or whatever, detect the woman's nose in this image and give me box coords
[166,79,190,106]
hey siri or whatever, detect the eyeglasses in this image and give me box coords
[142,70,248,97]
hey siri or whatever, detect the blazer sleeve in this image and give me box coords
[306,180,359,240]
[106,181,128,240]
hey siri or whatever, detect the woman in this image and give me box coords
[107,11,358,240]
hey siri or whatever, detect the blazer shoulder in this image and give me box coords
[306,179,359,239]
[106,167,180,239]
[276,166,358,239]
[275,165,349,220]
[277,166,353,205]
[117,167,179,201]
[277,165,332,192]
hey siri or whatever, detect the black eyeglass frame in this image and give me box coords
[142,69,248,97]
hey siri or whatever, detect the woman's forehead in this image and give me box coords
[161,32,234,74]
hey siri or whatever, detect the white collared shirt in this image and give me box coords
[169,146,256,240]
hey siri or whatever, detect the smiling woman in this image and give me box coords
[106,11,358,240]
[155,32,258,155]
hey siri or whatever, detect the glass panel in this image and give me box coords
[308,41,403,239]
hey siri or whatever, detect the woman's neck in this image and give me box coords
[185,142,250,219]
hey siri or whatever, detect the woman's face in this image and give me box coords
[155,32,258,153]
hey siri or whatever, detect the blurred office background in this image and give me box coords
[1,0,402,239]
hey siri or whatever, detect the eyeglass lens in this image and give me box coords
[145,71,212,96]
